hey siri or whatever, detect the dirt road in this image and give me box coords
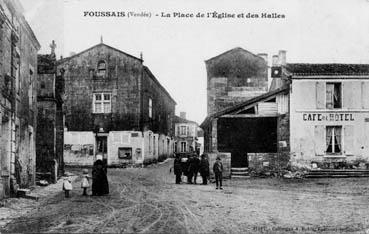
[1,159,369,233]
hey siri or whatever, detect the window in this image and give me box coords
[180,142,187,152]
[326,83,341,109]
[326,126,342,154]
[97,60,106,77]
[153,136,156,155]
[149,98,152,118]
[180,126,188,135]
[118,147,132,159]
[93,93,111,113]
[28,69,33,106]
[15,62,20,94]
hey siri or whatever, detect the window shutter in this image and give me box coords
[362,82,369,109]
[314,125,325,156]
[344,125,354,156]
[316,82,325,109]
[342,82,353,109]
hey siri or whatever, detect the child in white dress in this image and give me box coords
[81,169,90,196]
[62,177,73,198]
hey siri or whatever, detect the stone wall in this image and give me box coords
[59,44,143,132]
[205,48,268,115]
[248,152,290,174]
[0,0,40,198]
[58,44,175,139]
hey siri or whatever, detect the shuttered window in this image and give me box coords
[361,82,369,109]
[326,83,341,109]
[344,125,354,155]
[316,82,325,109]
[314,125,325,156]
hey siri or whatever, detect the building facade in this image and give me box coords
[36,43,65,181]
[0,0,40,198]
[201,87,289,171]
[286,63,369,168]
[58,42,176,166]
[173,112,199,155]
[205,47,268,115]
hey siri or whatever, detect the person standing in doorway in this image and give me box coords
[213,156,223,189]
[199,154,210,185]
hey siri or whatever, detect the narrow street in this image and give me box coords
[1,159,369,233]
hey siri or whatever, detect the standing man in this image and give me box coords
[199,154,210,185]
[173,154,182,184]
[192,154,200,184]
[213,156,223,190]
[187,154,194,184]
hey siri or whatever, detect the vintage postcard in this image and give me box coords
[0,0,369,233]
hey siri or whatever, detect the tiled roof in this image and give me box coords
[286,63,369,76]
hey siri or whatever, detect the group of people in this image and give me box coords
[63,154,109,198]
[173,153,224,189]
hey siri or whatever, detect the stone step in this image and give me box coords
[231,167,248,172]
[310,169,369,172]
[231,175,251,179]
[306,169,369,178]
[16,188,31,197]
[231,171,249,176]
[24,193,39,201]
[306,174,369,178]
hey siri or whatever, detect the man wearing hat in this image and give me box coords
[213,156,223,189]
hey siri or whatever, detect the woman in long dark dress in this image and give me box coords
[92,155,109,196]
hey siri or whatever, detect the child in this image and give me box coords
[81,169,90,196]
[62,177,73,198]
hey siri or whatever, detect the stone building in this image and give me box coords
[36,41,65,181]
[205,47,268,115]
[202,48,277,177]
[201,86,289,174]
[58,41,176,166]
[0,0,40,198]
[283,60,369,169]
[173,112,199,155]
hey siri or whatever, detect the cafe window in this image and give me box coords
[326,126,342,154]
[326,83,341,109]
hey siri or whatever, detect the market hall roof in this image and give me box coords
[286,63,369,76]
[200,85,289,129]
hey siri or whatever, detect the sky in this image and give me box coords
[20,0,369,124]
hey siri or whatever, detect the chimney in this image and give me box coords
[272,55,279,66]
[180,112,186,119]
[278,50,286,66]
[257,53,268,63]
